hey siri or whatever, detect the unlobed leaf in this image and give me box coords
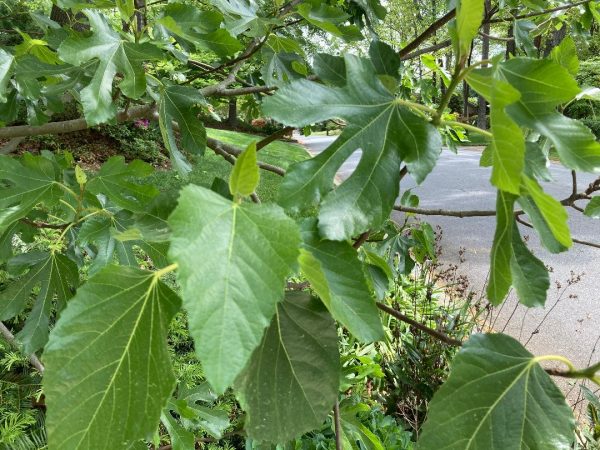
[418,333,575,449]
[518,176,572,253]
[488,188,551,307]
[467,68,525,194]
[487,190,516,304]
[510,226,549,307]
[229,142,259,197]
[235,292,339,443]
[453,0,485,59]
[584,196,600,218]
[298,220,384,342]
[168,185,300,393]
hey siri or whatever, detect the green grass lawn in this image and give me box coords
[462,132,490,146]
[146,129,310,203]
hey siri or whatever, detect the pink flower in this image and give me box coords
[134,118,150,129]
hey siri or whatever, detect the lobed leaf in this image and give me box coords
[57,10,162,125]
[158,84,207,176]
[264,54,441,240]
[44,266,181,449]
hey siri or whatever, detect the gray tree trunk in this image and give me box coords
[50,5,70,25]
[544,26,567,56]
[227,98,238,128]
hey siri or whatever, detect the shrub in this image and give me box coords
[564,100,595,120]
[577,58,600,88]
[582,118,600,140]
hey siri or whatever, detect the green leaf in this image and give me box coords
[369,40,399,78]
[158,4,241,57]
[57,10,162,125]
[584,196,600,218]
[229,142,259,198]
[180,403,229,438]
[297,3,363,41]
[78,215,116,274]
[87,156,159,212]
[212,0,268,37]
[362,249,393,300]
[0,154,62,232]
[75,165,87,187]
[421,54,450,87]
[298,220,384,342]
[467,68,525,195]
[15,31,61,65]
[340,402,385,450]
[266,35,304,55]
[312,53,346,86]
[168,185,300,393]
[44,266,180,449]
[264,55,441,240]
[0,252,78,354]
[261,50,304,87]
[122,192,177,243]
[487,191,516,304]
[499,58,600,173]
[158,84,207,176]
[510,226,550,307]
[0,49,14,103]
[518,176,572,253]
[418,333,575,449]
[116,0,135,20]
[235,292,339,444]
[161,410,195,450]
[524,141,552,181]
[514,20,537,57]
[454,0,484,59]
[551,36,579,76]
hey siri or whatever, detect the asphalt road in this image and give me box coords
[298,134,600,388]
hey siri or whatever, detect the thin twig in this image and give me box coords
[0,321,45,373]
[516,216,600,249]
[333,400,343,450]
[398,9,456,59]
[352,231,370,249]
[376,302,463,346]
[488,0,593,23]
[206,137,286,177]
[394,205,498,217]
[19,218,69,230]
[478,31,514,41]
[400,40,452,61]
[255,127,295,151]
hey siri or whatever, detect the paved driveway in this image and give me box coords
[298,134,600,391]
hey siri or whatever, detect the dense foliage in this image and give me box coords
[0,0,600,448]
